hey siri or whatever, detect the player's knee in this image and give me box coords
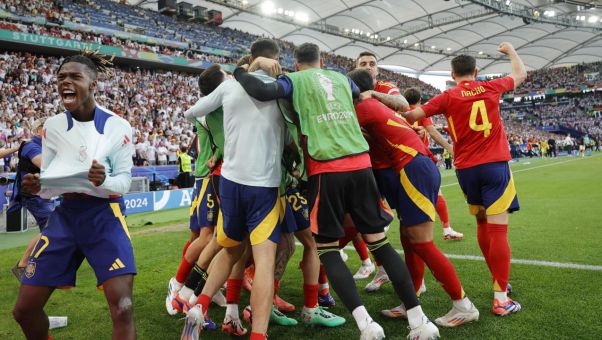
[110,297,134,324]
[12,303,32,324]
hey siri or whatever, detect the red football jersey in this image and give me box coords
[368,80,401,169]
[421,77,514,169]
[355,98,431,172]
[374,80,400,96]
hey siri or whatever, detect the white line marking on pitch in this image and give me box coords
[440,156,593,188]
[296,242,602,271]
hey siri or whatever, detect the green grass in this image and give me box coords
[1,154,602,339]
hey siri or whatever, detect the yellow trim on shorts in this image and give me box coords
[216,208,240,248]
[110,202,131,240]
[250,199,281,246]
[486,174,517,215]
[399,169,436,222]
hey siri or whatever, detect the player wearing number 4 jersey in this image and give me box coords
[404,42,527,316]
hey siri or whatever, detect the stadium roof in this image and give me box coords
[140,0,602,74]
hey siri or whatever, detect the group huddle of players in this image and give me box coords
[163,38,527,340]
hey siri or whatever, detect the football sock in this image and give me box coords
[303,284,319,308]
[351,305,372,331]
[436,194,450,228]
[318,264,328,286]
[175,258,195,284]
[352,237,370,262]
[476,219,493,272]
[412,241,464,300]
[185,264,207,296]
[273,279,280,298]
[182,240,191,258]
[318,246,362,312]
[338,227,356,249]
[197,293,211,315]
[488,223,511,299]
[406,305,427,329]
[250,332,267,340]
[367,237,419,310]
[400,237,425,294]
[226,279,242,304]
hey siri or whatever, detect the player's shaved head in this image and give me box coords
[451,55,476,77]
[198,64,225,96]
[294,43,320,65]
[347,69,374,93]
[250,39,280,59]
[403,88,422,106]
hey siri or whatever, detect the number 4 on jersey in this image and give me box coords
[469,100,492,137]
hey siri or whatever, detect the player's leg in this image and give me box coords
[103,275,136,340]
[13,285,55,339]
[223,243,250,336]
[310,171,386,338]
[273,228,296,314]
[437,191,464,240]
[15,199,84,339]
[82,198,138,339]
[350,167,439,339]
[295,227,345,327]
[473,162,521,315]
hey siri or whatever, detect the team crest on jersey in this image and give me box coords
[79,145,88,162]
[25,261,36,278]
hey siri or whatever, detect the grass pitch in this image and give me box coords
[1,154,601,339]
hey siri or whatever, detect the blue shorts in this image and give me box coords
[396,155,441,226]
[280,188,310,233]
[456,162,520,215]
[21,195,55,231]
[216,176,282,247]
[189,177,219,231]
[373,168,400,211]
[21,197,136,287]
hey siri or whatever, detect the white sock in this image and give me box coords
[319,283,329,291]
[179,286,194,300]
[494,291,508,303]
[188,294,198,305]
[406,305,426,329]
[361,259,372,266]
[443,227,452,234]
[453,297,472,311]
[352,305,372,331]
[226,304,239,319]
[303,306,317,315]
[376,265,386,276]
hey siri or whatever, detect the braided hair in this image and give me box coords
[57,48,115,79]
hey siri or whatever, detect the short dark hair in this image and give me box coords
[451,55,476,77]
[198,64,225,96]
[403,87,422,105]
[347,69,374,93]
[294,43,320,65]
[356,51,377,62]
[250,39,280,59]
